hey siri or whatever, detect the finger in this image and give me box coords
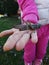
[31,30,38,43]
[3,31,26,51]
[15,32,30,51]
[0,28,19,37]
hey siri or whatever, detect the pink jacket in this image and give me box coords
[17,0,39,24]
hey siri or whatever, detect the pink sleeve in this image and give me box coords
[17,0,39,24]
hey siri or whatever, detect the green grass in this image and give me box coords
[0,17,49,65]
[0,17,24,65]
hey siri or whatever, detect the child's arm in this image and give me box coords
[17,0,39,24]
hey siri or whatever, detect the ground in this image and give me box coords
[0,17,49,65]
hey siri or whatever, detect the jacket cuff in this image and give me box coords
[22,14,39,24]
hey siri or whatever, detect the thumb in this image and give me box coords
[31,30,38,43]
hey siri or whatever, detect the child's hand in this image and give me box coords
[0,28,38,51]
[0,28,30,51]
